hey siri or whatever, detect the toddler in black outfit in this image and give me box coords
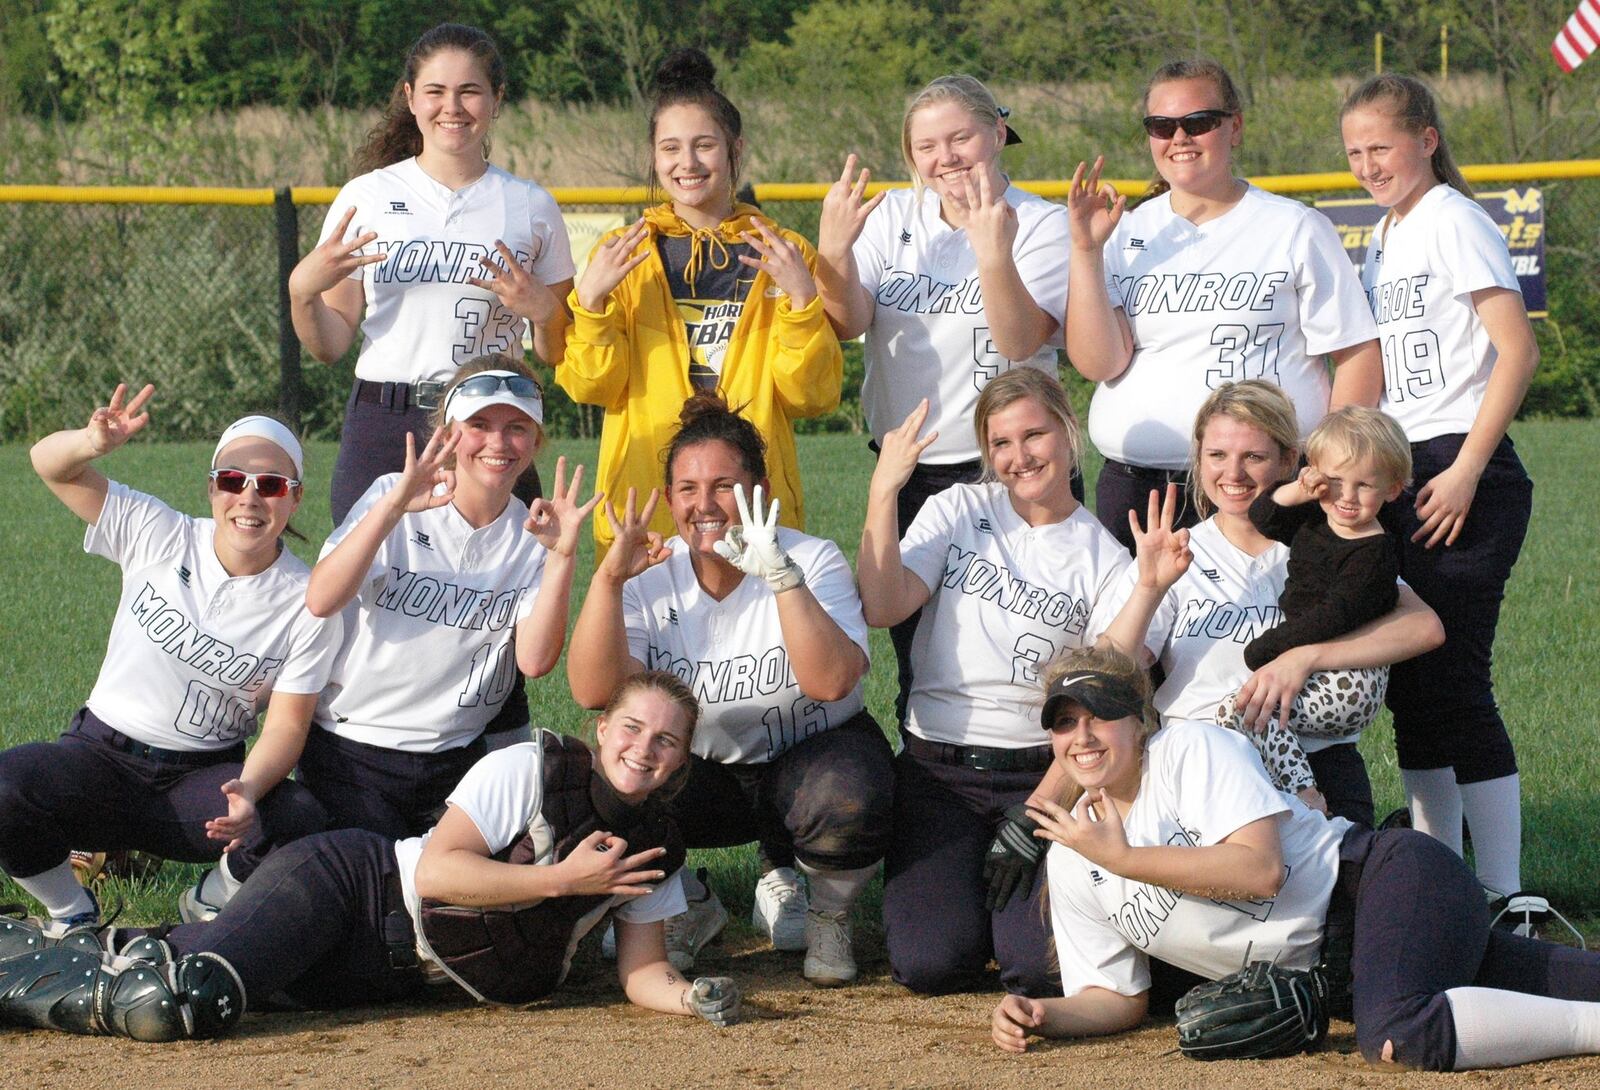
[1218,406,1411,813]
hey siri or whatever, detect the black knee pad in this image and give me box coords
[104,952,245,1042]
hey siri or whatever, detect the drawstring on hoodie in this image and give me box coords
[682,225,733,294]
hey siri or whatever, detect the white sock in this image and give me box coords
[796,860,875,915]
[15,860,95,920]
[201,853,244,907]
[1448,986,1600,1069]
[1403,766,1463,855]
[1460,774,1522,897]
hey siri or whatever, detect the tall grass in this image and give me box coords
[1,422,1596,925]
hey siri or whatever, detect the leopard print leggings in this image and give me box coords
[1215,667,1390,794]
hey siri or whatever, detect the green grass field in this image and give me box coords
[1,423,1596,925]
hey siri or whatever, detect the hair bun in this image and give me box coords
[655,48,718,94]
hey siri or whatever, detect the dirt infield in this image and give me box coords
[11,928,1600,1090]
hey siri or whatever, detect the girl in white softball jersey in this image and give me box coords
[816,73,1074,723]
[300,357,595,842]
[1,389,340,930]
[1066,57,1382,554]
[0,674,743,1041]
[568,393,891,988]
[858,368,1127,997]
[289,23,575,528]
[1097,381,1443,827]
[1340,75,1540,912]
[991,646,1600,1074]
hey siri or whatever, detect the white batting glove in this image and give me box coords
[712,484,805,593]
[687,976,742,1027]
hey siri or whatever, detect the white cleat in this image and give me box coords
[751,867,809,952]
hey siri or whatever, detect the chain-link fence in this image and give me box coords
[1,169,1596,443]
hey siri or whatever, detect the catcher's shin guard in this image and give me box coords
[0,946,244,1041]
[0,909,172,966]
[0,910,107,962]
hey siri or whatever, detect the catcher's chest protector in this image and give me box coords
[420,730,687,1004]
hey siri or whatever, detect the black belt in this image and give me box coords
[72,708,244,767]
[1101,458,1190,484]
[381,871,420,972]
[903,733,1054,773]
[354,378,447,412]
[1318,824,1371,1020]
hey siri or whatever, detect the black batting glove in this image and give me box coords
[983,803,1045,912]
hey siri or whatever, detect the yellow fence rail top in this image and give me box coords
[3,160,1598,206]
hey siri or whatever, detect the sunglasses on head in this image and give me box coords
[1141,109,1234,140]
[451,373,542,401]
[208,469,300,498]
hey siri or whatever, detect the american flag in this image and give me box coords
[1552,0,1600,72]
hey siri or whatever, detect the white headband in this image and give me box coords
[212,416,305,479]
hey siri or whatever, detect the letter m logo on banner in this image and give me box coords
[1553,0,1600,72]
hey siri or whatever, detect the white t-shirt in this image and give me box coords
[83,483,342,751]
[320,159,576,385]
[899,484,1129,748]
[396,740,688,997]
[1363,184,1521,442]
[854,185,1071,464]
[1046,720,1350,997]
[1090,186,1378,470]
[316,474,546,753]
[622,530,870,764]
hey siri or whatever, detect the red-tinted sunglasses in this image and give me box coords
[208,469,300,498]
[1141,109,1234,140]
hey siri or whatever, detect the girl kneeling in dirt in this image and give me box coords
[990,645,1600,1071]
[0,672,741,1041]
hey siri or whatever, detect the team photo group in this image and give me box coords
[4,19,1598,1075]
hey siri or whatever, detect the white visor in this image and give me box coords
[443,370,545,426]
[212,416,304,478]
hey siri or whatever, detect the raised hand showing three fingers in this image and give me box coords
[1067,157,1126,252]
[524,455,602,556]
[818,153,887,256]
[469,239,561,325]
[1128,484,1192,592]
[289,205,386,300]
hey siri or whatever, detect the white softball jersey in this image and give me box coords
[394,742,687,965]
[899,484,1129,748]
[315,474,546,753]
[1089,186,1378,470]
[320,159,577,385]
[1046,720,1351,997]
[853,185,1071,464]
[1107,518,1288,725]
[621,530,870,764]
[1363,184,1521,442]
[82,483,342,752]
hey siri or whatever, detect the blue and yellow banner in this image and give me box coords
[1314,188,1547,319]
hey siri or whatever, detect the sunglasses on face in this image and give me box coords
[208,469,300,498]
[1141,109,1234,140]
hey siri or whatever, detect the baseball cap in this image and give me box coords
[443,370,545,425]
[1041,669,1145,730]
